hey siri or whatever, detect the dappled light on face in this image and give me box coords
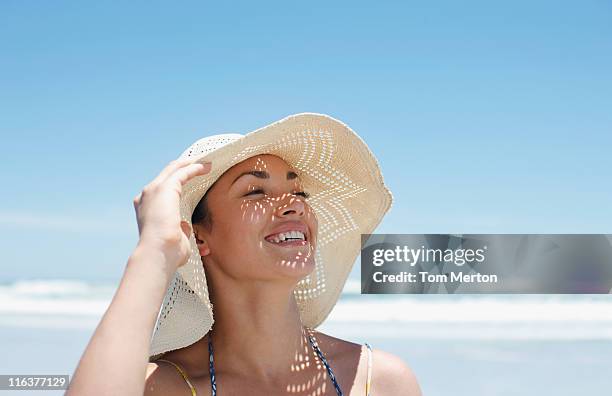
[280,251,310,269]
[265,194,315,271]
[227,156,318,274]
[240,200,267,222]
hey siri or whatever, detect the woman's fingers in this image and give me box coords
[132,161,210,247]
[149,158,195,188]
[133,159,211,208]
[169,162,212,188]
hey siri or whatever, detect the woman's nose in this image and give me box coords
[275,193,306,217]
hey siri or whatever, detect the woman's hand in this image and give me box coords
[133,158,212,269]
[66,158,212,396]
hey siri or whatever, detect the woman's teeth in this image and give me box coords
[266,230,306,244]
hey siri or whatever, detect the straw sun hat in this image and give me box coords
[149,113,393,359]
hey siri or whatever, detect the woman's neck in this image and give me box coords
[207,278,312,383]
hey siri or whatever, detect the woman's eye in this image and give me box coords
[245,189,265,196]
[244,189,310,199]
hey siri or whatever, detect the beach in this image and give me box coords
[1,279,611,395]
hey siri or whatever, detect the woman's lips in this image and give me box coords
[264,238,310,248]
[264,221,309,242]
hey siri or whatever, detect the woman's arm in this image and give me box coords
[66,159,211,396]
[66,241,176,396]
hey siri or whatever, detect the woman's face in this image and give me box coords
[193,154,318,283]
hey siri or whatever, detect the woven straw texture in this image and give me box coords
[149,113,393,358]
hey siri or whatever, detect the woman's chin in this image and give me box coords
[267,254,316,278]
[276,255,315,271]
[256,241,316,277]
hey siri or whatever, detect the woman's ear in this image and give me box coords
[193,229,211,257]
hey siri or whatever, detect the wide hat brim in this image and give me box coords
[149,113,393,358]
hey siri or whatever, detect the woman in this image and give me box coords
[67,113,422,396]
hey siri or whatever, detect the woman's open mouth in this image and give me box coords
[264,230,309,248]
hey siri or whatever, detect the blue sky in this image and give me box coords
[1,0,611,281]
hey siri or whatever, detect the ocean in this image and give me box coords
[1,279,611,395]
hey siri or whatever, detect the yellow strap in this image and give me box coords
[157,359,197,396]
[365,343,373,396]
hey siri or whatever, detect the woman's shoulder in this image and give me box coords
[313,330,422,396]
[311,330,362,357]
[367,347,422,395]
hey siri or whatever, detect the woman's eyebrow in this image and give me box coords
[231,170,298,186]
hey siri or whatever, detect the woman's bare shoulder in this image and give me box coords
[310,330,363,361]
[369,348,422,396]
[313,330,422,396]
